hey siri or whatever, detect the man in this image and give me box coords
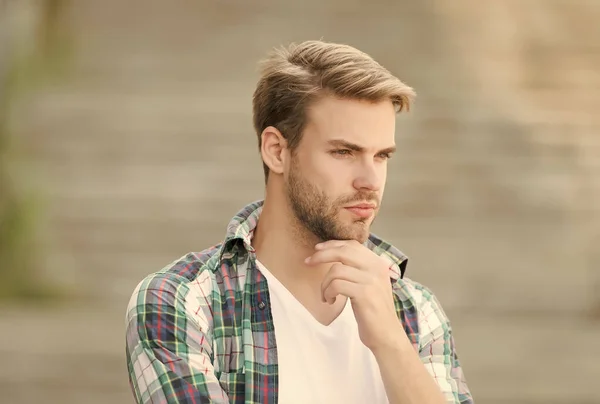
[125,40,472,404]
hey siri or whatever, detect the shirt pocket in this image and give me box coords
[218,371,246,401]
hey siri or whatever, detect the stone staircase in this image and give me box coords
[3,0,599,403]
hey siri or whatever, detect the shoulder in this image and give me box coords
[367,234,452,342]
[367,233,443,309]
[130,244,222,297]
[125,244,223,330]
[393,276,452,348]
[393,276,439,308]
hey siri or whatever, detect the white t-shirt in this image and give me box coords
[256,260,389,404]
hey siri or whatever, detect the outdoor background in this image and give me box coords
[1,0,599,403]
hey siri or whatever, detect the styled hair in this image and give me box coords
[252,40,416,180]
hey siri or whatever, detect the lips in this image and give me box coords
[346,203,376,209]
[344,203,376,218]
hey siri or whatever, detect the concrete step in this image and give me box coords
[0,305,128,404]
[454,315,600,404]
[0,306,598,404]
[35,206,596,316]
[34,161,595,221]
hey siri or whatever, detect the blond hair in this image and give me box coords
[252,40,416,180]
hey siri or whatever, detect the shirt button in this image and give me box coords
[258,301,266,310]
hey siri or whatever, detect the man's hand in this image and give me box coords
[305,239,406,352]
[306,240,450,404]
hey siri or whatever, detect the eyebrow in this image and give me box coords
[326,139,397,155]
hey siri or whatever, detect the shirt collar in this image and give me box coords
[218,200,408,279]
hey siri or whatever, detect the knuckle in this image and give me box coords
[333,250,344,260]
[330,263,345,275]
[329,279,342,291]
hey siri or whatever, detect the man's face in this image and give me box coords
[284,96,396,243]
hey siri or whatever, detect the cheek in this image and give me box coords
[302,154,335,184]
[321,166,350,187]
[300,153,355,197]
[379,169,387,191]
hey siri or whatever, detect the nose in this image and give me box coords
[352,160,382,192]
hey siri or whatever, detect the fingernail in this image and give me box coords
[304,256,311,264]
[315,243,323,249]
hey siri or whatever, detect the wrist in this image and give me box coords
[369,323,414,358]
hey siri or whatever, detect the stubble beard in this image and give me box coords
[285,160,378,244]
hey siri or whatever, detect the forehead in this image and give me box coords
[303,96,396,146]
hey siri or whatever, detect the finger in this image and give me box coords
[315,240,360,250]
[321,263,370,303]
[323,279,361,304]
[307,244,365,269]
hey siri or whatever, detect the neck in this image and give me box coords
[251,187,329,284]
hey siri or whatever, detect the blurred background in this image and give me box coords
[1,0,599,403]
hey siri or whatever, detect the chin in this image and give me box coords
[355,232,370,244]
[340,227,370,243]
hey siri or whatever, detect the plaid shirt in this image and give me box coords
[126,200,472,403]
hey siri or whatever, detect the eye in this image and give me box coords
[331,149,353,157]
[376,152,392,160]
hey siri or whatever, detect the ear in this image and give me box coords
[260,126,288,175]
